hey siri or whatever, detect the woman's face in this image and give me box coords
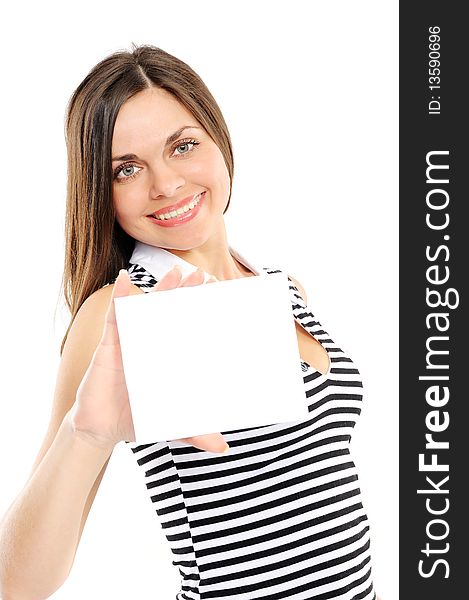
[111,87,230,251]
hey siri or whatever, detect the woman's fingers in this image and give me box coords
[180,268,206,286]
[179,432,229,453]
[150,265,217,293]
[150,265,184,292]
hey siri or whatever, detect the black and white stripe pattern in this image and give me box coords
[125,263,376,600]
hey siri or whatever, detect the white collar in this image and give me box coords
[129,241,265,283]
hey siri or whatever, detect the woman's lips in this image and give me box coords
[146,191,205,228]
[151,192,202,217]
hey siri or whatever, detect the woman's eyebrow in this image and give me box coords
[112,125,202,163]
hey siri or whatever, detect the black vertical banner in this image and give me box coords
[400,2,467,598]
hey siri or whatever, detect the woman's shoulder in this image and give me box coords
[63,278,143,354]
[78,279,143,322]
[85,278,143,304]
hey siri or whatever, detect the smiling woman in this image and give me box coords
[110,87,230,247]
[0,43,379,600]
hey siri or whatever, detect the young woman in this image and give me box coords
[0,44,379,600]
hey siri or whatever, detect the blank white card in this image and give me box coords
[114,272,308,444]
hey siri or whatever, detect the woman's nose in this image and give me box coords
[148,160,186,198]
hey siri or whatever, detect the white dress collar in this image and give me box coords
[129,241,265,283]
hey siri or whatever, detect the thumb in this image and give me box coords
[112,269,132,300]
[101,269,132,345]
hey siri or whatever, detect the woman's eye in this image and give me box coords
[115,164,141,180]
[174,143,191,155]
[172,139,200,156]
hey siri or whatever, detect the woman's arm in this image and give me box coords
[0,412,113,600]
[0,267,229,600]
[0,284,119,600]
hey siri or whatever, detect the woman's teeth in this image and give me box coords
[152,193,203,220]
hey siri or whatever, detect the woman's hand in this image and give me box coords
[68,265,229,453]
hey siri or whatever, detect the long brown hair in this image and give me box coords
[60,43,234,355]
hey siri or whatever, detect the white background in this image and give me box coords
[0,1,398,598]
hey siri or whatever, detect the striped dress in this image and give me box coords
[124,242,376,600]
